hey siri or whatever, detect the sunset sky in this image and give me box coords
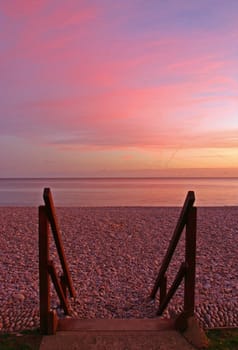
[0,0,237,177]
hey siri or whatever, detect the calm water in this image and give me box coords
[0,177,237,207]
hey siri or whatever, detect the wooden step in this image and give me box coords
[40,319,197,349]
[57,318,175,332]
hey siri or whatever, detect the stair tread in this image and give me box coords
[57,318,174,332]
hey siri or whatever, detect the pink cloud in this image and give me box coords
[0,2,99,63]
[2,0,237,99]
[45,126,238,152]
[25,82,236,150]
[15,73,237,152]
[1,1,238,174]
[0,0,47,17]
[27,30,237,105]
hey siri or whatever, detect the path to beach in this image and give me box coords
[0,206,237,332]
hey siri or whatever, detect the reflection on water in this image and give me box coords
[0,177,237,206]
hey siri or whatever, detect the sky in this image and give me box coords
[0,0,238,177]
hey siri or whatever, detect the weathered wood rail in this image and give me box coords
[151,191,197,329]
[39,188,76,334]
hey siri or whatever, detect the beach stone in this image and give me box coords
[12,293,25,302]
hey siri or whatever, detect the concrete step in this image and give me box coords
[40,319,197,350]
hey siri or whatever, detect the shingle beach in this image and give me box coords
[0,206,237,332]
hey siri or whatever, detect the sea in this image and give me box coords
[0,177,237,207]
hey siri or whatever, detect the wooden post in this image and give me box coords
[184,206,197,317]
[39,205,50,334]
[48,310,58,335]
[159,275,167,306]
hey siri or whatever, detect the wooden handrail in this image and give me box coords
[150,191,197,326]
[157,262,186,315]
[150,191,195,299]
[39,188,76,334]
[43,188,76,298]
[48,260,70,315]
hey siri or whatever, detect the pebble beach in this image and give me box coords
[0,206,237,332]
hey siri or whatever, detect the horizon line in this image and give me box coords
[1,176,238,180]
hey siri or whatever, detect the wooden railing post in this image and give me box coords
[150,191,195,299]
[157,262,186,316]
[39,205,50,334]
[39,189,76,334]
[150,191,197,324]
[159,275,167,307]
[43,188,76,298]
[60,275,67,300]
[184,206,197,317]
